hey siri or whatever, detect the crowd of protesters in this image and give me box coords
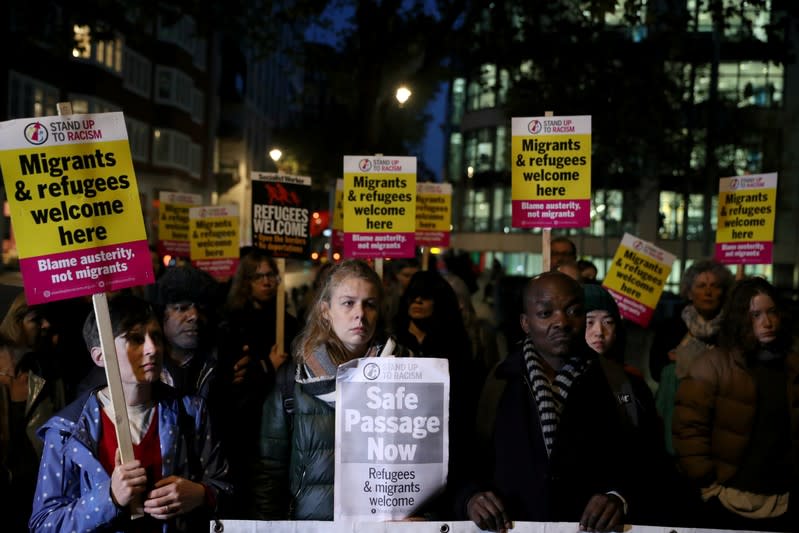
[1,241,796,532]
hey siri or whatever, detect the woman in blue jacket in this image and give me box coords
[29,294,231,532]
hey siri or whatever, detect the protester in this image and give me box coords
[550,236,577,270]
[583,283,699,526]
[382,257,420,332]
[673,277,797,531]
[578,259,598,283]
[456,272,631,532]
[556,259,581,281]
[219,250,296,516]
[0,329,64,532]
[650,259,733,454]
[29,293,231,532]
[251,259,408,520]
[444,272,502,376]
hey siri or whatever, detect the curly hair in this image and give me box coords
[294,259,383,366]
[226,250,279,312]
[718,277,789,356]
[680,259,734,301]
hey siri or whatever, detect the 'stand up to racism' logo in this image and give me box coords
[730,178,739,189]
[528,120,543,134]
[359,158,373,171]
[363,363,380,380]
[24,122,48,145]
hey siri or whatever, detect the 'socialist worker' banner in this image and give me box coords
[189,205,240,280]
[158,191,201,258]
[602,233,675,328]
[335,357,449,521]
[0,112,153,305]
[332,179,345,249]
[343,156,416,259]
[251,172,312,258]
[416,182,452,248]
[714,173,777,265]
[511,115,591,228]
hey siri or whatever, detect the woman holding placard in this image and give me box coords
[250,259,408,520]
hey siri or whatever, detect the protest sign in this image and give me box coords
[0,112,153,304]
[158,191,201,258]
[335,357,449,521]
[343,156,416,259]
[332,179,345,249]
[251,172,312,259]
[602,233,675,327]
[415,182,452,248]
[714,173,777,265]
[189,205,240,280]
[511,115,591,228]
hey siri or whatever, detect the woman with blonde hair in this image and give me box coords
[251,259,408,520]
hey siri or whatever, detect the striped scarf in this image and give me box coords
[522,337,591,457]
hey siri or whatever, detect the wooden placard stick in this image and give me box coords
[57,101,142,519]
[541,111,554,273]
[276,257,286,353]
[421,247,430,271]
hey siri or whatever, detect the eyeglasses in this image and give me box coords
[252,272,280,283]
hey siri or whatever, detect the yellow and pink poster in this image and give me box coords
[332,179,344,249]
[602,233,675,327]
[416,182,452,247]
[343,156,416,259]
[0,112,153,304]
[714,173,777,265]
[511,115,591,228]
[189,205,240,281]
[158,191,201,258]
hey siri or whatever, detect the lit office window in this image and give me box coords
[689,0,771,41]
[589,189,624,237]
[495,126,508,172]
[448,132,463,181]
[8,71,58,118]
[659,191,717,239]
[686,61,781,108]
[450,78,466,125]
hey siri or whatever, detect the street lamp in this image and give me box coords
[395,86,412,105]
[269,148,282,163]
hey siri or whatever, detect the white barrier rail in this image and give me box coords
[210,520,766,533]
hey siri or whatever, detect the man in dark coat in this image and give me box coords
[456,272,632,532]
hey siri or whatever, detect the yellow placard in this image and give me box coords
[343,173,416,233]
[602,234,674,310]
[716,185,776,243]
[511,133,592,200]
[190,214,239,260]
[0,141,146,257]
[333,180,344,231]
[416,193,451,232]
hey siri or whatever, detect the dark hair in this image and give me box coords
[718,277,789,356]
[551,236,577,257]
[227,250,279,311]
[394,270,471,359]
[82,293,157,350]
[156,265,217,307]
[680,259,734,301]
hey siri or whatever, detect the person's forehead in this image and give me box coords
[551,242,574,252]
[586,309,612,318]
[332,277,378,298]
[255,261,273,272]
[528,277,581,303]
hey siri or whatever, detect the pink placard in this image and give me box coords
[604,287,655,328]
[714,241,772,265]
[158,240,190,258]
[512,199,590,228]
[20,240,154,305]
[343,232,415,259]
[415,231,450,248]
[192,258,239,281]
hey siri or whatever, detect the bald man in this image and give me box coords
[456,272,633,532]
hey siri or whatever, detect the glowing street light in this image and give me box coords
[395,86,412,105]
[269,148,282,162]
